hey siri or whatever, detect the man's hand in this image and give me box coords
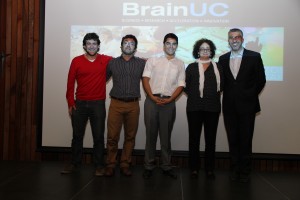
[68,105,76,116]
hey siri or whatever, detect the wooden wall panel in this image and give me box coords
[0,0,41,161]
[0,0,6,161]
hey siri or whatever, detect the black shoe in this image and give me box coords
[162,169,177,179]
[61,164,77,174]
[143,169,152,179]
[230,171,239,181]
[206,171,215,180]
[191,170,198,179]
[239,174,250,183]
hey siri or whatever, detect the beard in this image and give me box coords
[122,48,135,55]
[84,47,99,56]
[86,51,97,56]
[229,41,242,51]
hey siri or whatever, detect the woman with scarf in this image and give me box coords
[184,38,223,179]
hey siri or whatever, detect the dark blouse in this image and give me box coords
[184,62,223,112]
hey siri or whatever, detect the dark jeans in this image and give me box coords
[187,110,220,172]
[71,100,106,168]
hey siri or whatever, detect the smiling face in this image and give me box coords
[228,31,244,52]
[121,38,136,55]
[199,42,211,59]
[163,38,178,57]
[83,39,100,56]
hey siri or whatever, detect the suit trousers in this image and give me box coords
[106,99,140,168]
[223,111,256,175]
[144,96,176,171]
[187,110,220,172]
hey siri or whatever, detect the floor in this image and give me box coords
[0,161,299,200]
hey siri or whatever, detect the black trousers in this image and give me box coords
[71,100,106,168]
[223,111,256,175]
[187,110,220,172]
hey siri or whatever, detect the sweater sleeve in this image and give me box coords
[66,58,77,107]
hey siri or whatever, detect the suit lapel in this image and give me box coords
[235,49,248,80]
[224,53,235,80]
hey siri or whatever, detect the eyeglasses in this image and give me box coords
[228,36,243,41]
[199,48,211,52]
[123,41,135,46]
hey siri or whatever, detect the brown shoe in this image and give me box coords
[95,167,105,176]
[120,167,132,176]
[105,167,115,177]
[60,164,77,174]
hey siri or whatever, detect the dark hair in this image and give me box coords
[228,28,243,37]
[163,33,178,44]
[82,33,101,46]
[192,38,216,59]
[121,34,138,49]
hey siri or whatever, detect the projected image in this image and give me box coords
[71,26,283,81]
[175,27,284,81]
[71,26,161,59]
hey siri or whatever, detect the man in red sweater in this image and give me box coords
[61,32,112,176]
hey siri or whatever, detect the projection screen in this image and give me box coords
[40,0,300,154]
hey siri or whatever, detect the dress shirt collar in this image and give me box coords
[230,47,244,58]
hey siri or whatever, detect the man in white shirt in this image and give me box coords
[142,33,185,179]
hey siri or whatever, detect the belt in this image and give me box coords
[111,96,139,102]
[153,94,171,98]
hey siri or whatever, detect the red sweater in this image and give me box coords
[66,54,113,107]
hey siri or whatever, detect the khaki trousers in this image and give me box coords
[106,99,140,168]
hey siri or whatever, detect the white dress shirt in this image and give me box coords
[142,55,185,96]
[230,48,244,79]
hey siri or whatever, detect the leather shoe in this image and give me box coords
[120,167,132,176]
[61,164,77,174]
[206,171,215,180]
[162,169,177,179]
[143,169,152,179]
[191,170,198,179]
[105,167,115,177]
[239,174,250,183]
[94,167,105,176]
[230,171,239,181]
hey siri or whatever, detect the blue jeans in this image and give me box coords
[71,100,106,168]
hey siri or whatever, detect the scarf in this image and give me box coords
[198,59,221,98]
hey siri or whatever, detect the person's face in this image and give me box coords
[199,42,211,59]
[83,39,99,56]
[163,38,178,56]
[228,31,244,52]
[121,38,136,55]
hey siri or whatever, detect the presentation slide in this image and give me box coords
[41,0,300,154]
